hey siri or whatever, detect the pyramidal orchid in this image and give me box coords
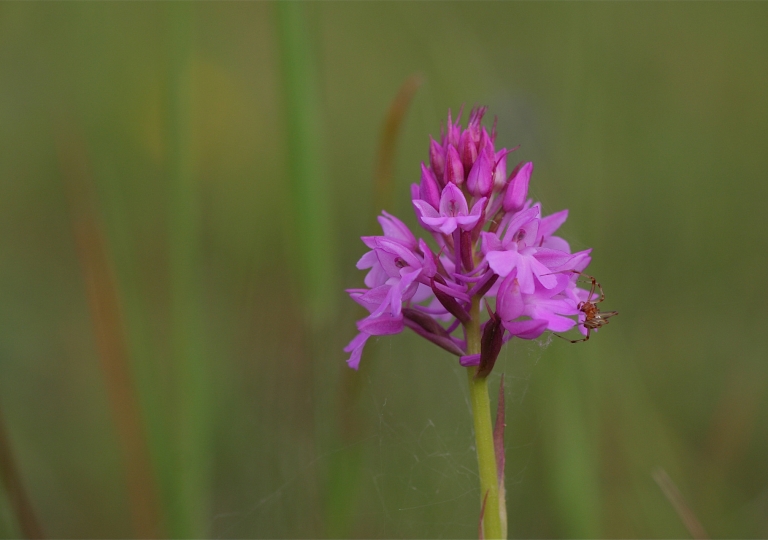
[344,107,602,539]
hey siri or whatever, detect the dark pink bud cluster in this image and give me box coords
[345,108,597,373]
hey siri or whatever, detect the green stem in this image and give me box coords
[465,297,503,539]
[275,1,336,330]
[166,4,208,536]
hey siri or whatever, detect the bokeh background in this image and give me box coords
[1,2,767,538]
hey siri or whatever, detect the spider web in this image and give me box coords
[208,334,551,539]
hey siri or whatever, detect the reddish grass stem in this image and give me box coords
[653,467,709,539]
[0,407,44,539]
[372,73,423,216]
[57,125,165,538]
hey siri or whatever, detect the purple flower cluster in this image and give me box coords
[345,108,594,373]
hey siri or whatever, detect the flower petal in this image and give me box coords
[349,285,389,313]
[412,199,439,219]
[456,214,481,231]
[529,255,558,289]
[480,231,503,255]
[486,250,520,278]
[439,183,469,217]
[502,204,540,244]
[533,248,577,270]
[542,236,571,253]
[539,209,568,240]
[344,332,370,370]
[378,211,417,247]
[496,275,525,321]
[460,353,481,367]
[357,313,404,335]
[502,318,548,340]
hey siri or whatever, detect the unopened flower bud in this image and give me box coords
[429,137,445,185]
[431,275,471,325]
[402,308,464,357]
[475,312,503,379]
[467,106,486,144]
[492,149,508,191]
[446,110,461,148]
[420,163,441,209]
[502,161,533,213]
[479,129,495,162]
[466,151,493,198]
[444,145,464,186]
[411,182,420,202]
[458,131,477,177]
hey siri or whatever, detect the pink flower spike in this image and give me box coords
[503,161,533,213]
[345,105,606,371]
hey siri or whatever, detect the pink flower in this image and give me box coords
[481,205,559,294]
[413,183,487,235]
[344,313,404,369]
[496,273,579,339]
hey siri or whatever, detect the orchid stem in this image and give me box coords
[465,297,503,539]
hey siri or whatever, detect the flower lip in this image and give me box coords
[440,183,469,217]
[501,204,540,247]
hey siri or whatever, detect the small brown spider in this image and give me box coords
[555,271,618,343]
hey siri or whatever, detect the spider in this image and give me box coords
[555,271,618,343]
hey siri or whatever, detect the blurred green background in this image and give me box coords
[1,2,767,538]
